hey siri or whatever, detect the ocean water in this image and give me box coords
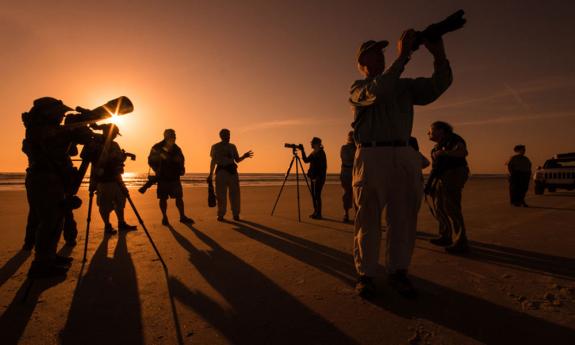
[0,172,505,191]
[0,172,343,191]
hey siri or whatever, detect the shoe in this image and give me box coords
[445,241,469,255]
[22,242,34,251]
[162,217,169,226]
[343,215,350,223]
[429,236,453,247]
[388,270,417,299]
[217,216,224,222]
[28,261,69,278]
[522,202,529,208]
[119,222,138,231]
[138,186,146,194]
[180,216,195,224]
[104,224,117,235]
[233,215,240,221]
[309,214,322,219]
[55,255,73,266]
[355,275,376,299]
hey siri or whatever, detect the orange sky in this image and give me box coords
[1,0,574,174]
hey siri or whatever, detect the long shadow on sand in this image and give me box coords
[0,250,31,288]
[167,224,358,345]
[0,247,70,344]
[417,231,575,280]
[60,232,143,344]
[234,220,575,345]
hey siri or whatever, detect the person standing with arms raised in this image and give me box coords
[349,31,453,299]
[208,129,253,221]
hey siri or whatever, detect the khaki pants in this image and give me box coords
[353,147,422,276]
[216,170,240,217]
[434,167,468,245]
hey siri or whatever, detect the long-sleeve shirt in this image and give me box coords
[302,149,327,180]
[349,59,453,143]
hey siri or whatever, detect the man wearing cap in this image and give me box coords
[21,97,94,278]
[148,129,194,225]
[507,145,532,207]
[350,31,453,298]
[92,124,137,234]
[208,129,253,221]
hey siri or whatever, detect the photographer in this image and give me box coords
[300,137,327,219]
[350,30,453,298]
[208,129,253,221]
[148,129,194,226]
[22,97,95,278]
[92,124,137,234]
[425,121,469,254]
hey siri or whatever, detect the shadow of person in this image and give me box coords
[60,232,143,345]
[416,231,575,280]
[168,224,358,345]
[0,274,66,344]
[235,221,575,345]
[0,250,31,288]
[231,220,356,285]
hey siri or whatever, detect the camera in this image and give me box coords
[412,10,466,51]
[64,96,134,127]
[284,143,303,150]
[138,175,158,194]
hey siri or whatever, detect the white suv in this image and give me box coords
[533,152,575,195]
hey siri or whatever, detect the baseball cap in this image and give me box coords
[356,40,389,63]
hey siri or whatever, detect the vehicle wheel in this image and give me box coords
[548,187,556,193]
[534,183,544,195]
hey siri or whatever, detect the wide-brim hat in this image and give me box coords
[356,40,389,63]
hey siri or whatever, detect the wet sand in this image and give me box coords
[0,178,574,344]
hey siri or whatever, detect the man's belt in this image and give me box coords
[341,164,353,169]
[358,140,408,148]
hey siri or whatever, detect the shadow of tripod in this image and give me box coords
[271,145,312,222]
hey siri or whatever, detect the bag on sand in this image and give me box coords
[208,180,217,207]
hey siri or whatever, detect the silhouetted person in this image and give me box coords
[507,144,532,207]
[148,129,194,226]
[425,121,469,254]
[91,124,137,234]
[23,207,77,250]
[208,129,253,221]
[301,137,327,219]
[349,31,452,298]
[21,97,94,278]
[340,131,356,223]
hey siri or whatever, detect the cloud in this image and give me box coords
[454,111,575,127]
[420,76,575,113]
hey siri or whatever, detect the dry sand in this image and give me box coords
[0,178,574,345]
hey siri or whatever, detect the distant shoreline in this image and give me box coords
[0,172,508,191]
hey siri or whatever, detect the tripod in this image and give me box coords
[271,147,312,222]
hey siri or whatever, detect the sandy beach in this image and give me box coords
[0,178,574,344]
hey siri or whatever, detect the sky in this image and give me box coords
[1,0,574,174]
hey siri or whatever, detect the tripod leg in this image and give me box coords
[123,189,184,345]
[124,192,168,271]
[82,191,94,263]
[271,157,296,216]
[296,157,312,195]
[296,156,301,222]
